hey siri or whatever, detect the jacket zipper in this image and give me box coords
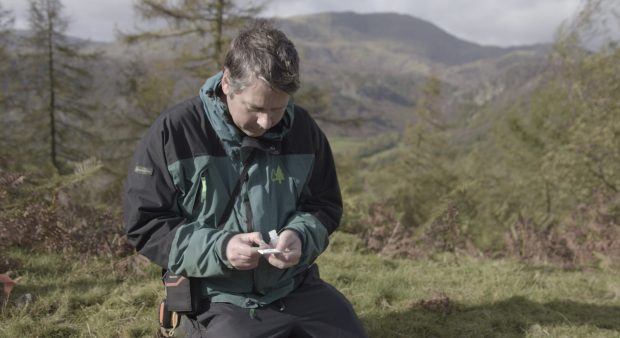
[192,171,207,217]
[242,166,259,294]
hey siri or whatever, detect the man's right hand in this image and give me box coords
[225,232,266,270]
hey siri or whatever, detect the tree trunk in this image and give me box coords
[46,3,58,171]
[214,0,224,68]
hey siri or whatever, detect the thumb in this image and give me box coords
[276,230,301,251]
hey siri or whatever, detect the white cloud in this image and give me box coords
[3,0,135,41]
[62,0,136,40]
[2,0,584,45]
[265,0,583,46]
[427,0,583,46]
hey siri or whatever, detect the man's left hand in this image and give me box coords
[266,230,302,269]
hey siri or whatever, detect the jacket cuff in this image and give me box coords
[219,231,239,270]
[283,213,330,266]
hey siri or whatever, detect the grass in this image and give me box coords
[323,235,620,337]
[329,136,366,156]
[1,233,619,337]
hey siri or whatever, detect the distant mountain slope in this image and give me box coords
[277,12,541,66]
[272,12,550,135]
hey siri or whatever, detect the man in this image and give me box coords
[124,20,367,337]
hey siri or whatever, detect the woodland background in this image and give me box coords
[0,0,619,337]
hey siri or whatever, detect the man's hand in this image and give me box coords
[226,232,267,270]
[266,230,302,269]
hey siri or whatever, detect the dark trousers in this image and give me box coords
[175,265,368,338]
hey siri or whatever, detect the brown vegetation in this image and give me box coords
[0,171,133,257]
[363,203,479,259]
[504,191,620,268]
[363,198,619,269]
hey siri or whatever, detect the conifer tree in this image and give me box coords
[459,0,620,242]
[364,70,456,228]
[23,0,100,173]
[124,0,263,77]
[0,3,15,164]
[0,2,13,106]
[400,70,456,226]
[541,0,620,211]
[101,57,175,181]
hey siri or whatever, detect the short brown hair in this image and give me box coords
[223,20,300,95]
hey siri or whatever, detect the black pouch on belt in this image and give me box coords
[163,271,202,314]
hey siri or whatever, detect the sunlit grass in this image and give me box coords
[321,234,620,337]
[1,233,619,337]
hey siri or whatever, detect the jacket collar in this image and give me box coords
[198,72,295,156]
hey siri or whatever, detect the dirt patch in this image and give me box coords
[113,254,152,281]
[411,293,455,317]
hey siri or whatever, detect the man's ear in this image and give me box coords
[221,69,231,95]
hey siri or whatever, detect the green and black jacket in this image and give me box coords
[124,72,342,308]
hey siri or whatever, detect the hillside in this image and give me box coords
[277,12,535,66]
[4,11,551,136]
[272,12,550,135]
[90,11,552,136]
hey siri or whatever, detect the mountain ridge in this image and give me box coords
[276,11,548,66]
[268,12,550,135]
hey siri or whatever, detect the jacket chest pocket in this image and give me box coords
[250,155,314,230]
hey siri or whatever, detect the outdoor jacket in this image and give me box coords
[123,72,342,308]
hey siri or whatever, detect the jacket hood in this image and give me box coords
[199,72,295,155]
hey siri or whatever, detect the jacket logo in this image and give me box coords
[271,166,285,184]
[134,166,153,176]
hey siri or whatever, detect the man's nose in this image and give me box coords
[257,113,272,130]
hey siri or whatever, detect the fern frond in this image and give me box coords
[0,173,25,189]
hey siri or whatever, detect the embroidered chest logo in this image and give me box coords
[271,166,285,184]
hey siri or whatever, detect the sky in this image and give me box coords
[2,0,584,47]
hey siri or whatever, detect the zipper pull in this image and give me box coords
[201,176,207,200]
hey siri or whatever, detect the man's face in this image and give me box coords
[222,71,290,137]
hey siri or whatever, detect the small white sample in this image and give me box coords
[268,230,279,246]
[258,248,282,255]
[259,230,281,254]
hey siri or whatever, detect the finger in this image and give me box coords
[241,232,266,246]
[234,261,258,270]
[282,251,300,264]
[269,249,299,266]
[275,232,301,252]
[285,246,301,260]
[232,254,260,270]
[276,241,300,253]
[267,255,288,269]
[239,255,260,266]
[274,238,291,251]
[237,246,261,258]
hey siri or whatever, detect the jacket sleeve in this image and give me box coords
[123,115,235,277]
[283,126,342,267]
